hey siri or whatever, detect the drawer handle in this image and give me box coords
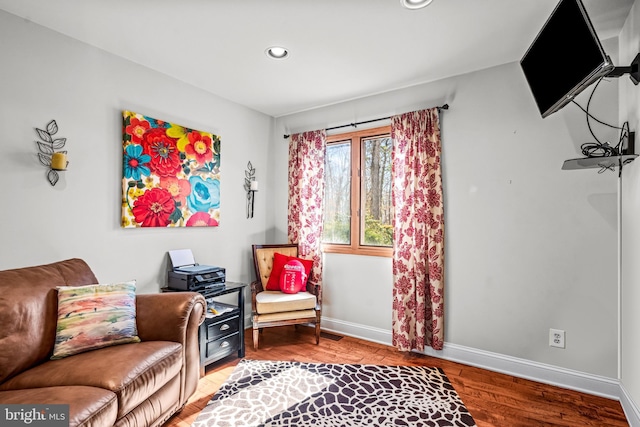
[220,341,230,348]
[220,324,230,331]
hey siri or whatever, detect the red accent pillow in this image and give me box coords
[265,252,313,291]
[279,260,307,294]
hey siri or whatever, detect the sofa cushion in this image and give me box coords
[256,291,317,314]
[114,375,181,427]
[51,281,141,359]
[0,341,183,419]
[0,386,118,427]
[0,259,99,384]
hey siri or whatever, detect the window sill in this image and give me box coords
[322,244,392,258]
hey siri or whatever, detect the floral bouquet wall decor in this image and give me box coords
[121,111,221,228]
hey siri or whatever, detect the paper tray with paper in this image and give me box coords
[206,300,236,318]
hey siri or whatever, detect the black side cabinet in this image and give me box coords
[199,282,247,373]
[162,281,247,375]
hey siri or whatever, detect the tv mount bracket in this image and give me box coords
[607,52,640,85]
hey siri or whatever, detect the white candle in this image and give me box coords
[51,152,67,170]
[250,180,259,191]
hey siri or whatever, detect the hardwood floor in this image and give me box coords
[165,326,629,427]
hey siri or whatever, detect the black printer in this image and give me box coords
[168,266,226,297]
[167,249,225,297]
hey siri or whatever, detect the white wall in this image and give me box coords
[275,59,621,377]
[620,0,640,416]
[0,10,273,292]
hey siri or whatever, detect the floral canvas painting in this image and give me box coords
[121,110,221,228]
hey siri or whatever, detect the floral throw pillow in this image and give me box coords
[51,281,141,360]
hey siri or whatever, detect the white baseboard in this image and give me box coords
[320,317,393,346]
[321,315,640,426]
[620,383,640,427]
[421,342,621,399]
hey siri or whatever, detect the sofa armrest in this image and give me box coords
[135,292,206,404]
[136,292,206,342]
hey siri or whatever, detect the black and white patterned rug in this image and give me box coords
[192,359,477,427]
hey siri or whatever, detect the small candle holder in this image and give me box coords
[51,152,68,171]
[35,119,68,186]
[244,161,258,218]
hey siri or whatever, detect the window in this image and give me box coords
[323,126,393,257]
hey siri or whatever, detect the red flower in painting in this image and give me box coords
[132,188,175,227]
[125,117,150,143]
[159,176,191,207]
[184,132,213,166]
[186,212,219,227]
[141,128,181,177]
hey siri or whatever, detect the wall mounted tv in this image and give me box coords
[520,0,614,118]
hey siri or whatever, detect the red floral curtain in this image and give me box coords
[288,130,327,286]
[391,108,445,351]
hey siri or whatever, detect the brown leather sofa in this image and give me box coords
[0,258,206,427]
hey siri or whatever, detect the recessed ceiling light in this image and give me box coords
[400,0,434,9]
[265,46,289,60]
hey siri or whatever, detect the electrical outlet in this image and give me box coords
[549,329,565,348]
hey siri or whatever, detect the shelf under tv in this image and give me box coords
[561,154,638,172]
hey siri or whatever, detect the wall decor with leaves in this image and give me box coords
[35,120,67,186]
[244,161,257,218]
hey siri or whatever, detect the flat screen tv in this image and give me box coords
[520,0,614,118]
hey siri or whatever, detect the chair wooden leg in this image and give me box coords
[315,322,321,345]
[253,327,259,350]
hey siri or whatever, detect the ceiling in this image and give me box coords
[0,0,634,117]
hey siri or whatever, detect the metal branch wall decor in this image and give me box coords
[35,119,68,186]
[244,161,258,218]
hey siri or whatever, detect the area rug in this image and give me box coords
[192,359,477,427]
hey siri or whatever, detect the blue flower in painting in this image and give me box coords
[187,176,220,212]
[124,144,151,180]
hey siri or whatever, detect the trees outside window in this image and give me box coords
[323,126,392,257]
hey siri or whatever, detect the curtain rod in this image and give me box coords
[283,103,449,139]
